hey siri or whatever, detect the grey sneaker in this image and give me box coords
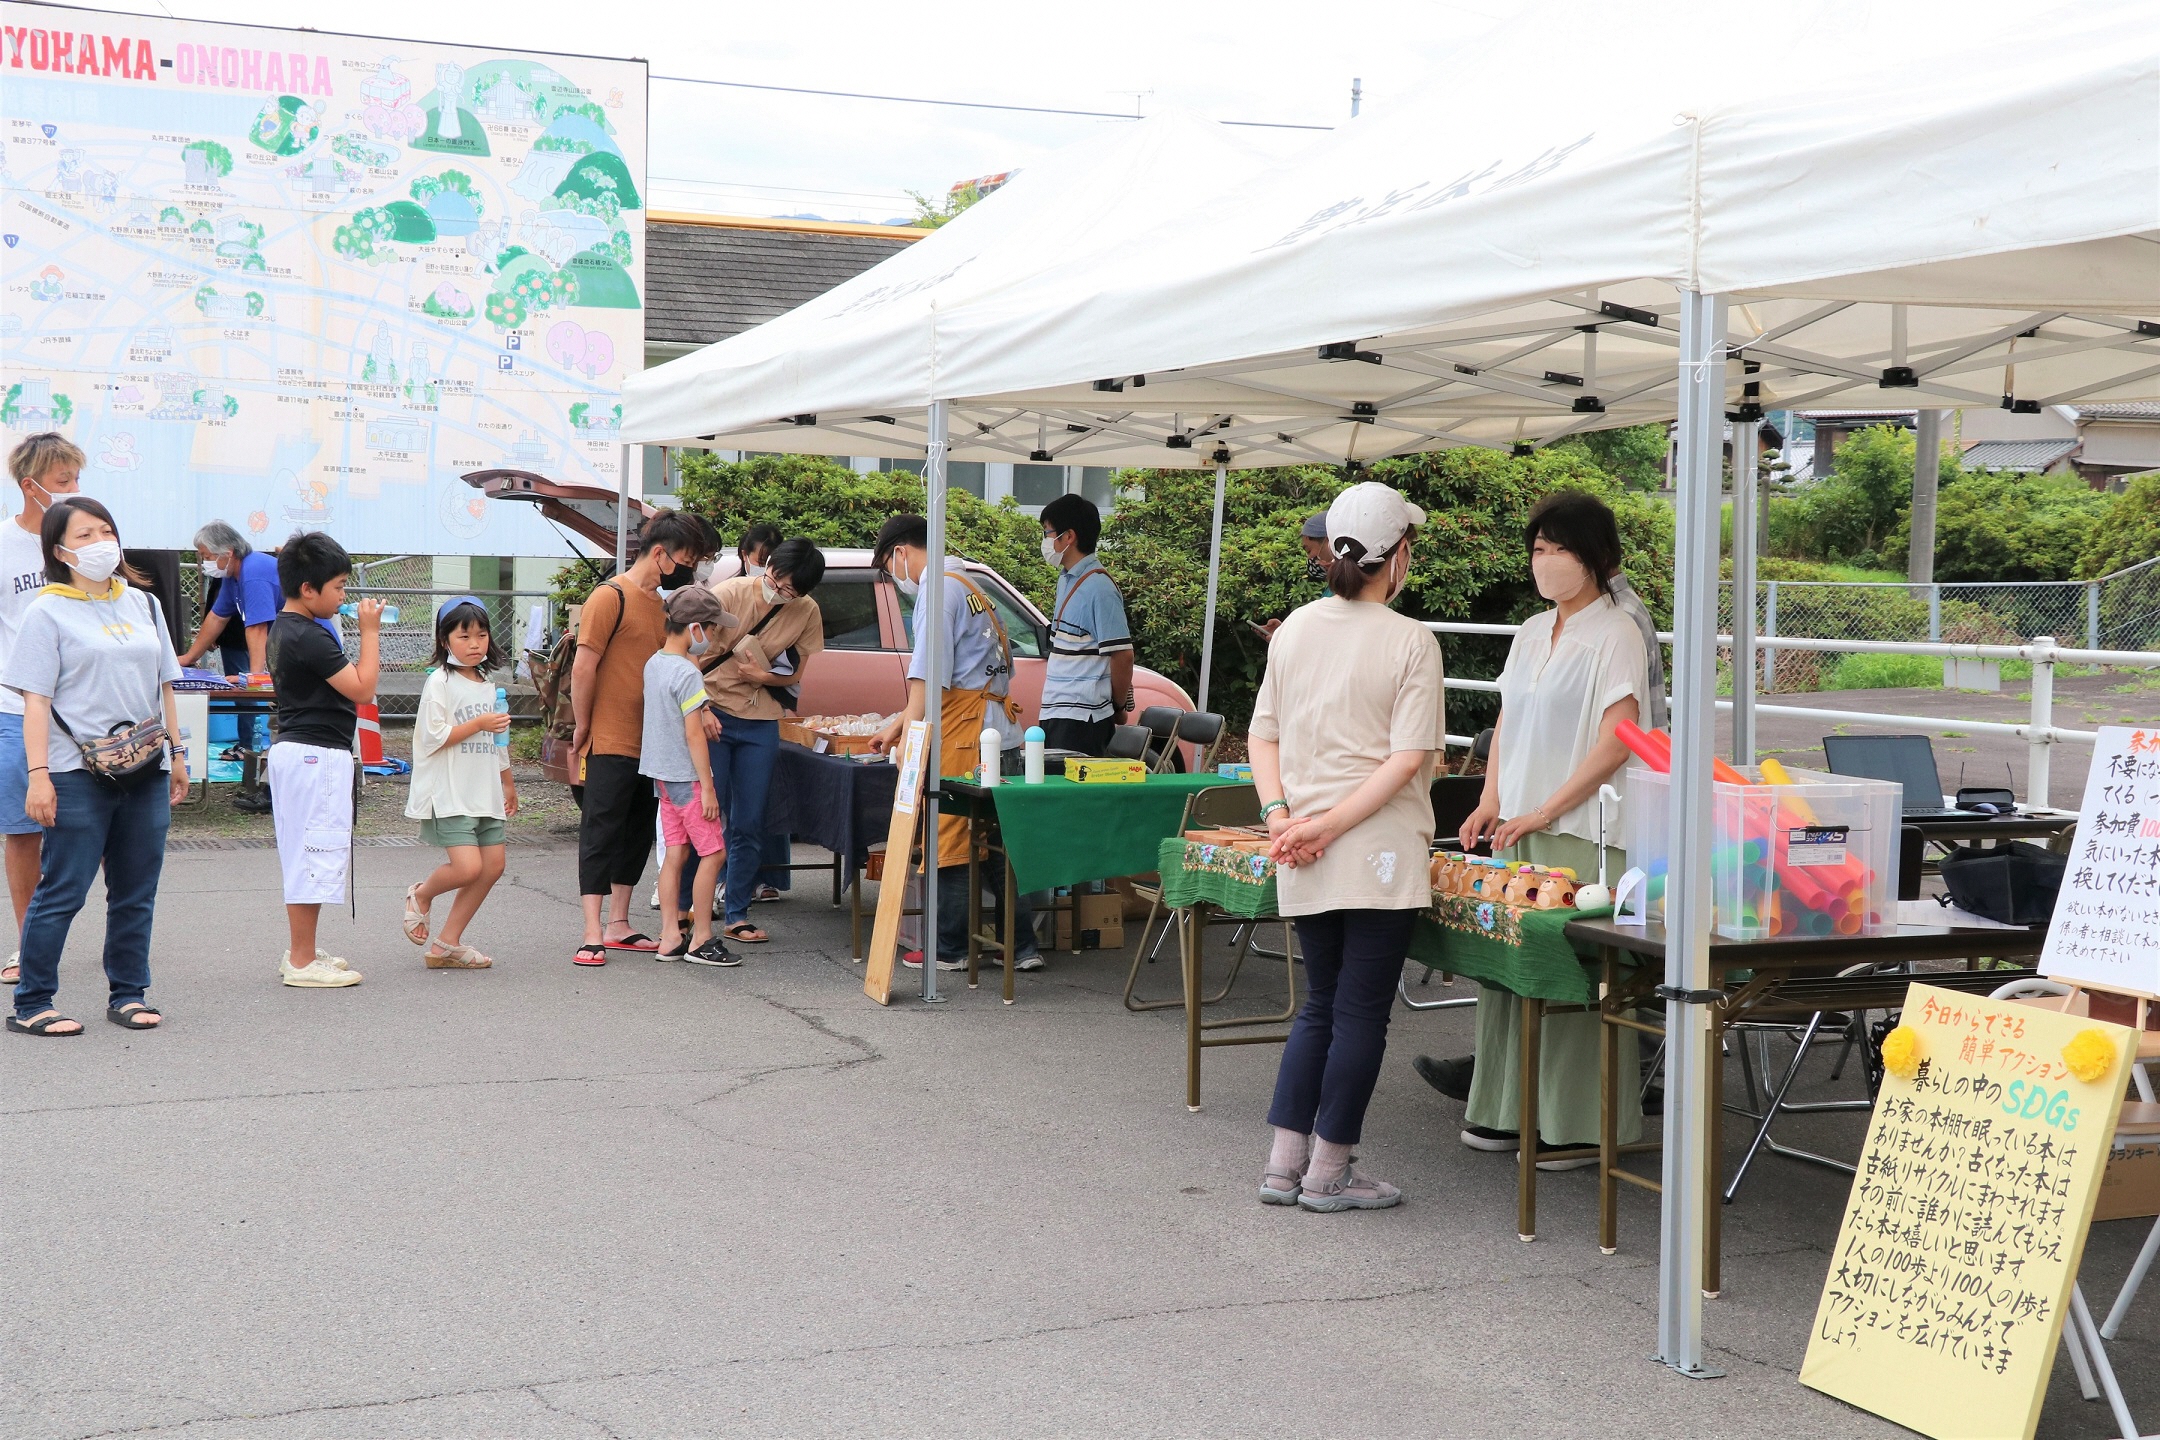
[1013,952,1046,972]
[1298,1165,1402,1212]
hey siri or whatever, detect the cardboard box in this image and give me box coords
[2097,1141,2160,1222]
[1106,875,1159,920]
[1055,893,1127,951]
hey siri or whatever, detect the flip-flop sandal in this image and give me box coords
[7,1012,82,1036]
[107,1003,163,1029]
[425,944,492,969]
[402,883,430,946]
[722,922,769,945]
[573,943,609,967]
[603,932,659,952]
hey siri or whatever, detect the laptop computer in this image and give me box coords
[1822,734,2004,818]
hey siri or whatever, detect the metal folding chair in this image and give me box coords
[1124,783,1293,1014]
[1136,705,1181,773]
[1106,724,1151,762]
[1174,711,1227,774]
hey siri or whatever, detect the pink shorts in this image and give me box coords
[657,782,727,858]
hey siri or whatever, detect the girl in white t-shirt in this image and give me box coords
[1249,482,1445,1213]
[402,598,516,968]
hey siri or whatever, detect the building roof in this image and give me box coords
[643,214,923,350]
[2078,402,2160,422]
[1961,438,2081,472]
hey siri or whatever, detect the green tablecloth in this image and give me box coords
[1156,836,1280,918]
[1408,897,1616,1004]
[947,773,1233,893]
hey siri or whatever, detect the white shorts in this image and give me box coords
[269,741,355,905]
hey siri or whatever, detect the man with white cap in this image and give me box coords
[1247,480,1446,1212]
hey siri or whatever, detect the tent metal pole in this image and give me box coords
[615,443,632,571]
[1731,424,1757,766]
[1197,462,1228,712]
[1657,289,1728,1380]
[921,398,950,1005]
[1909,409,1943,586]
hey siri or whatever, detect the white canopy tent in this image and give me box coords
[625,0,2160,1376]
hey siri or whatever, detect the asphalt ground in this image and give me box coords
[8,811,2160,1439]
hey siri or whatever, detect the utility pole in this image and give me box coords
[1350,77,1362,118]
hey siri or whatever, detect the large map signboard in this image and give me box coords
[0,5,645,554]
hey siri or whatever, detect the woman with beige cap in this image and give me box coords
[1248,481,1447,1211]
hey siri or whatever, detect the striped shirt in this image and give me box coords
[1040,557,1132,723]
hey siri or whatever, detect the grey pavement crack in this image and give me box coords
[524,1382,627,1440]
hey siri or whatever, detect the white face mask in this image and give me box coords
[1531,551,1591,604]
[760,577,780,605]
[200,558,226,578]
[743,561,766,578]
[686,625,712,657]
[1040,535,1064,565]
[889,554,919,597]
[67,539,123,584]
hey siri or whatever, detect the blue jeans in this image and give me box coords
[706,715,778,927]
[1266,909,1417,1146]
[14,769,170,1020]
[936,866,1040,964]
[0,713,42,835]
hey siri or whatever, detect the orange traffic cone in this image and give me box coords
[356,703,384,765]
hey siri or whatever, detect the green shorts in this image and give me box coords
[420,815,507,849]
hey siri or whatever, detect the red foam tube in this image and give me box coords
[1617,719,1670,774]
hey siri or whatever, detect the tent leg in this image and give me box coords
[615,442,633,570]
[1731,424,1757,766]
[1197,461,1228,713]
[1657,289,1729,1381]
[921,398,949,1005]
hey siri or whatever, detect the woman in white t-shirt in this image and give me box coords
[1432,491,1651,1167]
[1249,482,1446,1213]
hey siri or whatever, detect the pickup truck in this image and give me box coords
[533,562,1197,787]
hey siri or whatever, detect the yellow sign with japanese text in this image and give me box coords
[1800,983,2136,1440]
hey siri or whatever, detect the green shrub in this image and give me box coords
[1825,652,1942,691]
[1548,423,1669,491]
[2079,470,2160,578]
[1885,466,2106,581]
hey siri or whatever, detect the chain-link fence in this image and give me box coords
[1715,558,2160,692]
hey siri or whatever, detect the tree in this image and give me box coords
[1550,422,1668,491]
[907,181,989,230]
[1885,466,2107,582]
[2079,471,2160,578]
[182,139,233,177]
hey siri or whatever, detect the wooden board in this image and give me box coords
[863,720,928,1005]
[1800,982,2136,1440]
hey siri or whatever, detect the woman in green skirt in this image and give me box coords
[1431,491,1652,1170]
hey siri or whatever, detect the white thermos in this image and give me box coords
[979,727,1002,786]
[1023,725,1046,784]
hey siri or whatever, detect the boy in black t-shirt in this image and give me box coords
[267,532,382,988]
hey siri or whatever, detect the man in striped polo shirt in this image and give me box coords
[1037,495,1134,756]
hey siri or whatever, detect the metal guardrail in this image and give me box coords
[1427,620,2160,809]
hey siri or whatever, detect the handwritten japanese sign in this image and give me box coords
[2042,726,2160,997]
[1801,984,2134,1440]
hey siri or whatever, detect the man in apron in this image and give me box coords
[870,515,1043,973]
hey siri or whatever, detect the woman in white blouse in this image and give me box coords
[1425,492,1651,1169]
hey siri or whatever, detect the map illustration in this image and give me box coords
[0,5,646,554]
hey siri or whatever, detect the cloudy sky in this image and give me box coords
[72,0,1521,222]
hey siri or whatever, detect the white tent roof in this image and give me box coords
[622,111,1276,461]
[627,0,2159,469]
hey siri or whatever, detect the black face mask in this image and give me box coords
[659,558,694,591]
[1303,558,1327,583]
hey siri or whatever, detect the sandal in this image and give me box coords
[657,936,689,961]
[402,883,430,946]
[424,943,492,969]
[603,931,658,952]
[107,1002,163,1029]
[573,943,608,967]
[722,922,769,945]
[8,1011,82,1036]
[1259,1168,1305,1206]
[1,951,17,985]
[1298,1164,1403,1213]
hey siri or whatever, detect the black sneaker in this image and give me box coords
[686,937,742,968]
[1413,1054,1475,1102]
[1459,1123,1520,1152]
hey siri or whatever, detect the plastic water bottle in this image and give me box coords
[338,602,400,624]
[979,727,1001,786]
[494,686,511,755]
[1024,726,1046,784]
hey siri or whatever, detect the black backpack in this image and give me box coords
[1938,841,2067,926]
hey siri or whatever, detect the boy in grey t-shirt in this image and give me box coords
[639,586,736,965]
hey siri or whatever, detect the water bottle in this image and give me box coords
[1023,726,1046,784]
[979,727,1001,786]
[339,601,400,624]
[494,686,510,755]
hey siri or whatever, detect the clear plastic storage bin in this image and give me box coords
[1625,765,1899,940]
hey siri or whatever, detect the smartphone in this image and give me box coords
[1247,620,1277,638]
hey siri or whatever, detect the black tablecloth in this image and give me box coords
[764,744,898,876]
